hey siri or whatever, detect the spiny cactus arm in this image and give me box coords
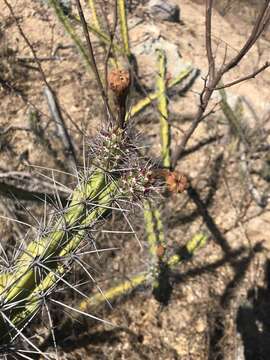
[86,0,118,69]
[88,0,101,31]
[0,123,154,347]
[1,119,142,337]
[0,180,119,341]
[143,50,170,287]
[128,66,193,119]
[79,233,207,312]
[70,14,124,54]
[2,170,107,304]
[156,49,171,169]
[0,274,8,292]
[143,200,167,290]
[153,208,166,254]
[118,0,131,58]
[80,272,147,312]
[59,180,118,256]
[167,233,207,267]
[143,200,158,257]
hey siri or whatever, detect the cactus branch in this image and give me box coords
[156,49,171,169]
[118,0,131,58]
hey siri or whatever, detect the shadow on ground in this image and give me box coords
[236,259,270,360]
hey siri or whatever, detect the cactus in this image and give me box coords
[128,66,193,120]
[87,0,101,32]
[0,128,155,352]
[0,1,201,355]
[156,49,171,169]
[79,233,207,311]
[118,0,131,58]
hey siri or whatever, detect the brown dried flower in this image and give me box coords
[165,171,188,193]
[108,68,130,96]
[156,244,166,258]
[151,169,188,194]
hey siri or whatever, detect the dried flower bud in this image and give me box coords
[165,171,188,193]
[150,169,188,194]
[156,244,166,258]
[108,69,130,96]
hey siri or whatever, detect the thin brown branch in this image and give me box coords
[215,61,270,90]
[74,0,115,125]
[0,171,69,204]
[3,0,50,88]
[0,75,28,101]
[0,126,31,135]
[171,103,219,169]
[206,0,215,82]
[222,1,270,73]
[0,76,55,123]
[104,0,118,94]
[4,0,78,169]
[171,0,270,170]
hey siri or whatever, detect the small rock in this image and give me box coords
[195,318,206,333]
[132,32,190,89]
[148,0,180,23]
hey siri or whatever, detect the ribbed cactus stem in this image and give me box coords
[79,233,207,312]
[128,66,193,120]
[88,0,101,31]
[0,127,155,347]
[48,0,94,72]
[118,0,131,57]
[156,49,171,169]
[2,180,118,336]
[2,171,106,304]
[144,200,158,257]
[0,125,150,346]
[0,171,117,342]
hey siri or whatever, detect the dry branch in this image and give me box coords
[171,0,270,169]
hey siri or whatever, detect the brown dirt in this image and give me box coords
[0,0,270,359]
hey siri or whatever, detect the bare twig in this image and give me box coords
[0,126,31,135]
[171,0,270,169]
[74,0,115,125]
[28,108,69,171]
[0,76,57,125]
[4,0,78,170]
[215,61,270,90]
[0,171,69,204]
[206,0,215,82]
[104,0,118,94]
[0,181,68,205]
[222,2,270,73]
[3,0,50,89]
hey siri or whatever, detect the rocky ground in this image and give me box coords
[0,0,270,359]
